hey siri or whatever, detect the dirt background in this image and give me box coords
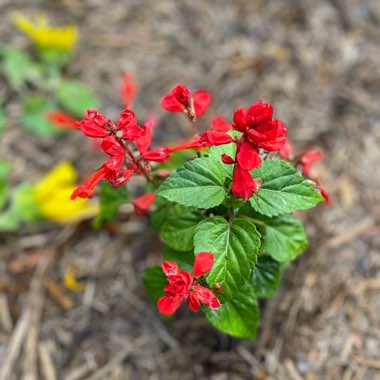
[0,0,380,379]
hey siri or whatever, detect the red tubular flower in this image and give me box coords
[221,154,235,165]
[157,252,221,315]
[167,136,204,153]
[143,147,170,162]
[71,166,111,200]
[193,90,211,117]
[120,71,137,108]
[46,111,79,129]
[106,169,134,187]
[161,85,211,118]
[299,149,324,176]
[211,116,232,132]
[132,192,156,215]
[80,110,110,138]
[136,119,155,154]
[100,136,124,156]
[231,165,257,199]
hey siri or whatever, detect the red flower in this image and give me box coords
[120,71,137,108]
[157,252,221,315]
[79,110,110,138]
[136,119,155,154]
[199,130,233,146]
[211,116,232,132]
[231,165,257,199]
[298,149,324,176]
[46,111,79,129]
[161,84,211,118]
[143,147,170,162]
[167,136,204,153]
[236,141,261,170]
[132,193,156,215]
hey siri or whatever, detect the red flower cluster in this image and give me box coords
[161,84,211,120]
[71,109,169,201]
[215,101,287,199]
[158,252,221,315]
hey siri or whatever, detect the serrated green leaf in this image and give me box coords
[92,182,129,229]
[0,47,43,89]
[163,246,195,272]
[158,203,205,251]
[143,266,168,303]
[194,216,261,301]
[252,255,281,298]
[250,160,324,217]
[208,141,237,178]
[57,80,98,117]
[156,156,228,209]
[256,214,308,263]
[22,94,63,136]
[204,283,259,338]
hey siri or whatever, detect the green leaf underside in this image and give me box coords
[143,267,168,303]
[250,160,323,217]
[163,246,194,272]
[259,214,308,262]
[204,283,259,338]
[252,255,281,298]
[93,182,129,229]
[157,156,227,209]
[159,203,205,251]
[194,217,261,301]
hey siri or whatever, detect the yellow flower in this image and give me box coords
[34,161,98,223]
[12,13,78,52]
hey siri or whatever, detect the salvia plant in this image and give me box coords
[70,83,328,338]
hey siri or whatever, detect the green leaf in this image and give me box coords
[163,246,194,272]
[156,156,228,209]
[155,203,205,251]
[208,141,237,178]
[252,255,281,298]
[0,208,21,231]
[0,161,10,209]
[143,267,168,303]
[250,160,324,217]
[0,47,43,89]
[22,94,63,136]
[257,214,308,263]
[194,216,261,301]
[57,80,98,117]
[13,184,42,222]
[92,182,129,229]
[204,283,259,338]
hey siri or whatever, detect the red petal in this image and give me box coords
[157,295,182,315]
[221,154,235,165]
[136,121,153,154]
[143,147,170,162]
[80,110,109,138]
[105,169,134,187]
[117,109,137,130]
[193,252,214,278]
[320,186,331,205]
[103,154,123,171]
[162,262,179,276]
[211,116,232,132]
[188,291,201,312]
[100,136,124,156]
[199,131,233,146]
[71,166,110,200]
[236,141,261,170]
[231,165,257,199]
[299,149,324,176]
[232,108,247,132]
[132,193,156,215]
[167,136,203,152]
[120,71,137,108]
[173,85,191,107]
[161,93,185,112]
[192,285,221,309]
[193,90,211,117]
[246,100,273,126]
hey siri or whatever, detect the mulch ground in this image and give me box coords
[0,0,379,379]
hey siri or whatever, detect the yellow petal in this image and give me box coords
[63,265,85,292]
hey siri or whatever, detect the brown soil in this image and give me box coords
[0,1,379,379]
